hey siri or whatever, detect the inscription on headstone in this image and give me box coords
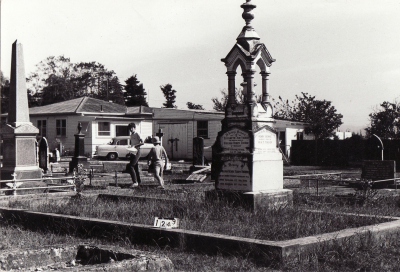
[220,128,250,153]
[361,160,396,181]
[254,128,277,154]
[218,160,251,191]
[16,138,36,166]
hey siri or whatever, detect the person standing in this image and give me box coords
[147,136,168,189]
[128,123,143,187]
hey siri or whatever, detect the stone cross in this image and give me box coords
[155,128,164,143]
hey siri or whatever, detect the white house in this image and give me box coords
[2,97,153,156]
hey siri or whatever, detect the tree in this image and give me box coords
[160,84,177,108]
[211,88,245,111]
[1,71,10,113]
[365,101,400,139]
[274,92,343,140]
[187,102,204,110]
[26,56,124,106]
[104,76,125,105]
[124,75,148,107]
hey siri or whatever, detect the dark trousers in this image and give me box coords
[128,148,141,184]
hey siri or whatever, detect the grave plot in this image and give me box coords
[3,179,400,265]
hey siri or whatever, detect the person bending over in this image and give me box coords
[147,136,168,189]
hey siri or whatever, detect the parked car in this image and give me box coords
[94,136,153,160]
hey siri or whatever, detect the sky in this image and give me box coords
[2,0,400,133]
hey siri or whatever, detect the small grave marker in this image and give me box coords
[362,160,396,182]
[153,217,180,229]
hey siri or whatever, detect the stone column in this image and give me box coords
[245,69,257,103]
[261,71,270,104]
[69,123,89,173]
[227,71,236,106]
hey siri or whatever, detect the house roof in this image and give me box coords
[151,107,224,115]
[28,97,127,115]
[126,106,153,115]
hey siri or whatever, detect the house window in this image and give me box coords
[98,122,110,136]
[37,120,47,137]
[197,121,208,138]
[56,119,66,137]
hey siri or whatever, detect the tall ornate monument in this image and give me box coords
[1,41,42,181]
[211,1,292,209]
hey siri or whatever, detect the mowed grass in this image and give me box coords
[8,189,391,241]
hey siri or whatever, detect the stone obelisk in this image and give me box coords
[1,41,42,181]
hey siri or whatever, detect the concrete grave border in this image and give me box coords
[2,205,400,262]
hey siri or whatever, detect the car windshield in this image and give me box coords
[108,139,129,145]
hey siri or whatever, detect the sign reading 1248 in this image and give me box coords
[153,217,180,229]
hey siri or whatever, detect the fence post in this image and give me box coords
[73,170,77,192]
[115,170,118,187]
[11,172,17,196]
[89,167,93,186]
[339,173,342,185]
[316,178,319,196]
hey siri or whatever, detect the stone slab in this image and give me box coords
[362,160,396,181]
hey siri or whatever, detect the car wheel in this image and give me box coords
[107,152,118,160]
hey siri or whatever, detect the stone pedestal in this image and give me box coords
[1,125,42,182]
[69,123,90,173]
[212,123,292,210]
[205,189,293,211]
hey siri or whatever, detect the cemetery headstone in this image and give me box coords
[193,137,204,166]
[210,1,292,210]
[362,160,396,187]
[0,41,42,182]
[38,137,49,172]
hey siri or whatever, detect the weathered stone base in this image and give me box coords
[69,157,90,173]
[1,167,42,181]
[205,189,293,211]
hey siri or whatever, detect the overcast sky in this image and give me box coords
[2,0,400,133]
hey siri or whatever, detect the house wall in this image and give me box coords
[272,120,314,158]
[30,115,153,157]
[152,108,224,160]
[30,115,95,156]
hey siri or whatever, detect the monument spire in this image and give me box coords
[8,40,31,126]
[236,0,260,52]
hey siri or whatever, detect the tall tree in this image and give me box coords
[187,102,204,110]
[124,75,148,107]
[274,92,343,140]
[365,101,400,139]
[105,76,125,105]
[26,56,123,106]
[160,84,177,108]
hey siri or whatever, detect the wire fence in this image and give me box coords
[0,174,76,196]
[284,172,400,196]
